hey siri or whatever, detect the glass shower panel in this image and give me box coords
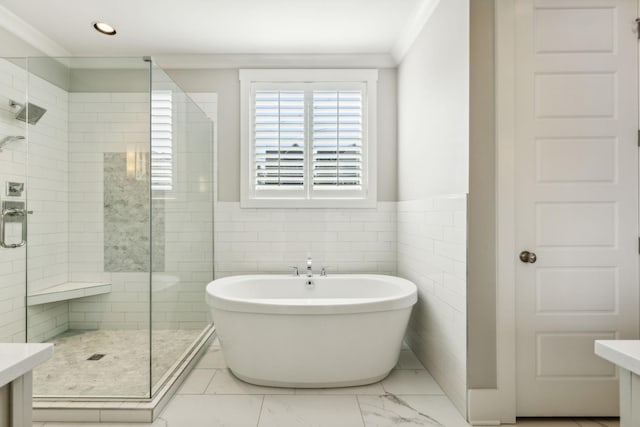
[150,63,213,393]
[25,57,153,398]
[0,58,27,345]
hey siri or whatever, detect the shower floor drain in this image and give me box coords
[87,353,106,361]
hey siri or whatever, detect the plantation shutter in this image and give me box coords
[312,89,363,191]
[151,91,173,191]
[244,73,373,206]
[254,89,305,191]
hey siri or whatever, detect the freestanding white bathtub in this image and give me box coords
[205,274,417,388]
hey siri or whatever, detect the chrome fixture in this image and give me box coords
[1,200,27,248]
[290,266,299,276]
[10,100,47,125]
[306,256,313,277]
[0,136,25,152]
[320,267,328,277]
[6,182,24,197]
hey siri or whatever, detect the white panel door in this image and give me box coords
[515,0,639,416]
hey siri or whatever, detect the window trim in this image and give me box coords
[151,90,174,192]
[240,69,378,208]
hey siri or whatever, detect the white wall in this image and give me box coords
[26,66,70,342]
[398,196,467,412]
[0,58,28,343]
[467,0,497,389]
[397,1,469,199]
[396,0,470,416]
[0,58,70,343]
[215,202,396,278]
[65,92,149,330]
[66,90,213,331]
[165,68,398,202]
[166,68,398,277]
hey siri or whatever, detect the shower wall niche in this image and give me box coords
[0,57,214,399]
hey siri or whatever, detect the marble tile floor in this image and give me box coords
[33,329,202,397]
[31,339,621,427]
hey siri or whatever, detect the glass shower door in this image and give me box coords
[149,63,213,394]
[25,57,153,398]
[0,57,28,346]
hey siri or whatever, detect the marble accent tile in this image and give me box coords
[358,394,470,427]
[195,347,227,369]
[258,395,365,427]
[294,381,385,395]
[178,368,215,394]
[205,369,294,395]
[159,394,263,427]
[396,350,426,369]
[103,152,165,272]
[381,370,444,395]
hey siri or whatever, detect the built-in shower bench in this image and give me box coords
[26,282,111,306]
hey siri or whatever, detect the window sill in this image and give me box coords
[240,198,377,209]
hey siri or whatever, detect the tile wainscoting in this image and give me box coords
[213,201,397,278]
[397,195,467,415]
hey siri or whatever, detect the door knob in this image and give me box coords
[519,250,537,263]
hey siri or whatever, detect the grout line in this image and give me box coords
[355,395,368,427]
[255,394,266,427]
[201,368,218,395]
[202,368,219,395]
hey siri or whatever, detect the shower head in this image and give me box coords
[0,135,25,152]
[9,100,47,125]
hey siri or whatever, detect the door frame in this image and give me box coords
[468,0,640,423]
[467,0,518,424]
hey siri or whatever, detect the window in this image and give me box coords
[240,69,377,208]
[151,90,173,191]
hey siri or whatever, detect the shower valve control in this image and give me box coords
[6,182,24,197]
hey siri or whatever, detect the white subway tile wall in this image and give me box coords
[214,202,397,278]
[0,59,28,343]
[66,92,149,330]
[397,196,467,414]
[0,58,71,342]
[67,92,214,331]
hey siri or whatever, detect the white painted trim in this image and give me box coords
[239,68,379,83]
[390,0,441,63]
[467,0,517,424]
[239,69,378,209]
[0,5,70,56]
[154,54,396,70]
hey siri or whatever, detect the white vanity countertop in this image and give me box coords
[595,340,640,376]
[0,343,53,387]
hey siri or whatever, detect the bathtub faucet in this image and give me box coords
[306,256,313,277]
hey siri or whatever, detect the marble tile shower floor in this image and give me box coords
[32,329,202,397]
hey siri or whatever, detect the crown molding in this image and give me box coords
[153,53,396,70]
[390,0,440,64]
[0,5,71,57]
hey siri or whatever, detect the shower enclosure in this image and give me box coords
[0,57,214,400]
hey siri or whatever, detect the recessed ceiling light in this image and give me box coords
[93,21,116,36]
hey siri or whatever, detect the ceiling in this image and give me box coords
[0,0,431,62]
